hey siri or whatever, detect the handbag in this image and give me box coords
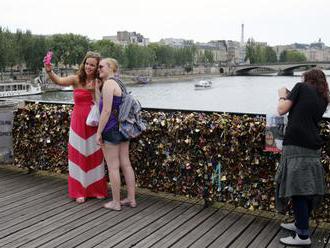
[86,103,100,127]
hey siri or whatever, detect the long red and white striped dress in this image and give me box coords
[68,88,108,199]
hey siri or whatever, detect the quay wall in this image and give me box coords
[11,102,330,222]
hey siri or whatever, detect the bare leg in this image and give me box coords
[119,141,136,207]
[102,143,121,210]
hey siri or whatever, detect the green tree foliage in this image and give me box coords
[279,50,306,62]
[20,31,49,72]
[196,50,215,64]
[49,34,90,66]
[175,46,196,66]
[91,39,126,65]
[148,43,175,67]
[204,50,215,64]
[279,50,288,62]
[124,44,155,68]
[245,38,277,64]
[0,27,17,70]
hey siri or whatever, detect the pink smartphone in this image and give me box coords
[43,50,53,65]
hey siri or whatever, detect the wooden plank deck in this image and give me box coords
[0,167,329,248]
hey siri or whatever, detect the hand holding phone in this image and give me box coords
[43,50,53,65]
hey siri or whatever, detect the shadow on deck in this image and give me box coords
[0,167,329,248]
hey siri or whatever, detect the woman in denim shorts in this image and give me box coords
[96,58,136,211]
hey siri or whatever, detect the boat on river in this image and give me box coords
[0,77,42,98]
[194,80,213,89]
[135,76,151,84]
[61,85,73,91]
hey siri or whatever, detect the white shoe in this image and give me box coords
[280,235,311,246]
[280,222,297,232]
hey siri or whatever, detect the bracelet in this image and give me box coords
[46,70,52,73]
[279,97,287,101]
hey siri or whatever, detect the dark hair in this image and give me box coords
[303,68,330,103]
[77,51,101,86]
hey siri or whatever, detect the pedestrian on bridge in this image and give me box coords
[275,68,329,246]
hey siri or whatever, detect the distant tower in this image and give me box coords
[241,24,244,45]
[240,24,246,64]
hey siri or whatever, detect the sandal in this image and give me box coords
[103,201,121,211]
[120,198,137,208]
[76,197,86,204]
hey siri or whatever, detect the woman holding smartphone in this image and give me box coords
[44,51,108,203]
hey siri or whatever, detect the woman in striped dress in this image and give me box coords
[44,51,108,203]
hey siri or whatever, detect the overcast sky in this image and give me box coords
[1,0,329,46]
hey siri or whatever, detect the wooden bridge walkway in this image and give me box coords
[0,166,329,248]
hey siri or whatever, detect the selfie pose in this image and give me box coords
[45,51,108,203]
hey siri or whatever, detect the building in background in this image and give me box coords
[273,39,330,62]
[159,38,194,48]
[103,31,149,46]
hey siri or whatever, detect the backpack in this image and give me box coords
[109,77,146,139]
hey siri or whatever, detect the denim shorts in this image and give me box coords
[102,128,129,145]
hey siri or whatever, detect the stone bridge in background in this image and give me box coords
[231,61,330,76]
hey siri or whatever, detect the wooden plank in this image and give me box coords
[171,209,230,248]
[0,174,57,191]
[265,224,284,248]
[190,212,243,248]
[0,170,20,179]
[85,199,180,247]
[247,219,281,248]
[0,176,60,196]
[150,206,217,248]
[229,216,270,248]
[62,197,168,248]
[0,199,105,248]
[310,227,330,248]
[28,195,155,248]
[0,176,58,192]
[208,214,255,248]
[0,196,74,239]
[0,180,62,206]
[0,173,35,186]
[0,181,65,214]
[0,185,67,218]
[134,204,206,248]
[0,184,67,214]
[113,202,193,248]
[0,179,63,199]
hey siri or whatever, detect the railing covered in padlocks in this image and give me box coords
[12,102,330,222]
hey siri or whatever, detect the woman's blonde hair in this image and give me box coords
[104,58,119,73]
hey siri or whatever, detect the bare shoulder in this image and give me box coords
[103,79,117,87]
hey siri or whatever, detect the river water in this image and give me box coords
[13,70,330,117]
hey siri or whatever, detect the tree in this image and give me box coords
[49,34,90,66]
[279,50,288,62]
[91,39,125,65]
[279,50,306,62]
[245,38,277,64]
[124,44,155,68]
[149,43,175,67]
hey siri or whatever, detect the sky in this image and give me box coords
[1,0,329,46]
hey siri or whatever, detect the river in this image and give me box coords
[12,70,330,117]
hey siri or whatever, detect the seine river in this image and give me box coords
[15,70,330,117]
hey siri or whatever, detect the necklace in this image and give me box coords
[86,79,95,87]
